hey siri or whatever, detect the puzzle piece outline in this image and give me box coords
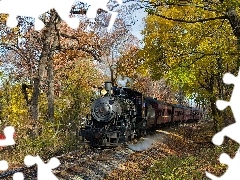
[1,154,61,180]
[206,68,240,179]
[0,127,15,175]
[24,155,60,180]
[0,0,122,31]
[206,149,240,179]
[0,126,15,146]
[0,160,8,171]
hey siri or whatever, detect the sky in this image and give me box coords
[130,8,147,40]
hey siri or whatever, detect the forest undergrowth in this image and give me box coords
[1,119,237,180]
[0,117,83,169]
[106,120,238,180]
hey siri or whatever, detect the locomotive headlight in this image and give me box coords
[101,89,107,96]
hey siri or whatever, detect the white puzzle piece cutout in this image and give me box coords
[212,70,240,146]
[0,127,15,174]
[81,0,122,30]
[12,172,24,180]
[0,126,15,146]
[206,68,240,179]
[206,149,240,179]
[0,0,122,31]
[24,155,60,180]
[0,0,79,30]
[0,160,8,171]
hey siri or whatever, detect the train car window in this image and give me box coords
[159,110,162,116]
[175,110,179,116]
[167,109,172,115]
[162,109,165,116]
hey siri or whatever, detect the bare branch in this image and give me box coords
[152,13,227,23]
[148,0,222,12]
[0,44,29,62]
[59,33,101,60]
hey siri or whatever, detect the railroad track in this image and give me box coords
[55,146,134,180]
[0,166,36,179]
[0,145,135,180]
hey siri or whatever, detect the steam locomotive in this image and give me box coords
[79,81,202,147]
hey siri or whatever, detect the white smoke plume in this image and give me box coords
[127,134,164,151]
[117,75,133,87]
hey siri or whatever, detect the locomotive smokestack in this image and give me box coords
[110,65,116,86]
[105,81,112,96]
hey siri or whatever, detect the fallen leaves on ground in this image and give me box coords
[105,121,238,180]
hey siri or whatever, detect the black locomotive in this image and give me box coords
[79,81,147,146]
[79,81,202,147]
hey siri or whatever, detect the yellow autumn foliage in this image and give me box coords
[0,82,28,130]
[141,0,239,99]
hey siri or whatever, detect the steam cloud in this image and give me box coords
[127,134,164,151]
[117,75,133,87]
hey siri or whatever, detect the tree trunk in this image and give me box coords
[206,73,219,133]
[30,10,59,125]
[216,57,228,127]
[226,8,240,68]
[226,8,240,44]
[47,29,59,120]
[31,77,40,121]
[47,54,54,121]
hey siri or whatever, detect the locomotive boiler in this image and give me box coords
[79,81,147,147]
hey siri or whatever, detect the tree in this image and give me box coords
[0,8,102,125]
[54,55,104,123]
[117,45,178,103]
[139,0,240,130]
[87,3,140,85]
[0,1,142,137]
